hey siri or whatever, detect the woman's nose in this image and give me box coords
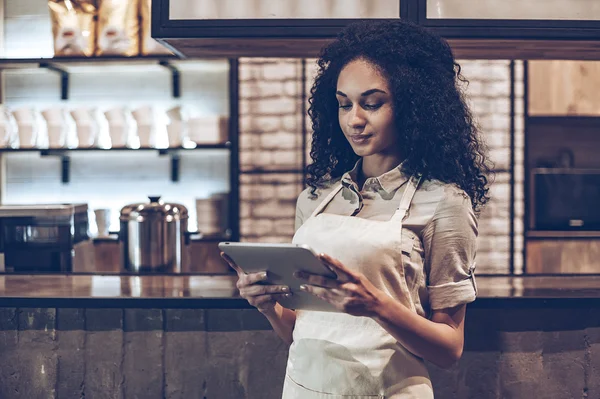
[347,107,367,128]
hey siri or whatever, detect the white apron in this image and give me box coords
[282,175,434,399]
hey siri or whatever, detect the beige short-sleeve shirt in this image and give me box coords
[295,160,478,317]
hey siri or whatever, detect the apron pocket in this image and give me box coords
[284,375,385,399]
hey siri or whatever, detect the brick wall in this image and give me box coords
[239,58,524,274]
[239,58,306,243]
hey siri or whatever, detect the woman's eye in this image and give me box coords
[363,103,382,110]
[338,104,352,110]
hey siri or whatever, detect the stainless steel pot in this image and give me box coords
[119,196,189,273]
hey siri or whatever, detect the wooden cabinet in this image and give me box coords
[526,238,600,274]
[529,61,600,116]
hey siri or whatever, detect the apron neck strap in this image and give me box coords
[309,183,344,219]
[392,174,421,222]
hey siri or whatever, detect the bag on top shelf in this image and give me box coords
[48,0,173,58]
[48,0,97,57]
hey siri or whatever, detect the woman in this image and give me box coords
[223,19,492,398]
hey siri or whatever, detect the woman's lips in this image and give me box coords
[350,134,373,144]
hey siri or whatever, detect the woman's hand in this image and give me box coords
[295,253,386,317]
[220,252,292,314]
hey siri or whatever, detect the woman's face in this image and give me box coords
[336,59,399,159]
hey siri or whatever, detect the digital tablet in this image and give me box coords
[218,242,341,312]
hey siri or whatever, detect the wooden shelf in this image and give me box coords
[0,143,231,154]
[0,55,181,69]
[527,231,600,239]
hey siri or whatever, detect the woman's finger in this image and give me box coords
[319,254,358,283]
[220,252,243,275]
[237,271,269,290]
[249,293,291,307]
[294,271,339,288]
[300,284,333,302]
[240,284,289,297]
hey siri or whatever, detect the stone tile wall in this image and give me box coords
[0,304,598,398]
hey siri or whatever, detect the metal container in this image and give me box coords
[119,196,189,273]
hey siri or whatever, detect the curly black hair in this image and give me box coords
[306,20,493,212]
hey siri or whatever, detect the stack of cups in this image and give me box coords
[188,115,228,145]
[196,193,229,237]
[41,107,67,149]
[132,106,155,148]
[0,106,14,148]
[166,106,186,148]
[104,107,129,148]
[11,107,37,148]
[70,107,98,148]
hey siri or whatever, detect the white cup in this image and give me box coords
[104,107,127,125]
[0,105,11,123]
[94,208,112,237]
[70,107,95,125]
[0,122,12,147]
[166,106,184,122]
[167,121,185,147]
[108,124,128,148]
[131,106,154,125]
[41,108,66,125]
[17,123,37,148]
[137,124,154,148]
[47,124,66,148]
[76,124,96,148]
[12,107,35,125]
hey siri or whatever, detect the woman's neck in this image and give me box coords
[360,154,404,183]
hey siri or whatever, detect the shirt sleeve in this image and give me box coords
[422,186,478,310]
[295,188,310,232]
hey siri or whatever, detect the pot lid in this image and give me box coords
[120,196,188,221]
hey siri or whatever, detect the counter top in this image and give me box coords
[1,274,600,308]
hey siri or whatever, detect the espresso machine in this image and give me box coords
[0,204,93,273]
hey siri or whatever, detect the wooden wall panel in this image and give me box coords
[526,239,600,273]
[529,61,600,116]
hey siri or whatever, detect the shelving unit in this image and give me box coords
[0,56,185,100]
[0,55,241,242]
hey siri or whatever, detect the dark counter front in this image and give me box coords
[1,275,600,398]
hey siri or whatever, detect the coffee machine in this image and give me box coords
[0,204,93,273]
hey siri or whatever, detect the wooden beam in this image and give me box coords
[161,37,600,60]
